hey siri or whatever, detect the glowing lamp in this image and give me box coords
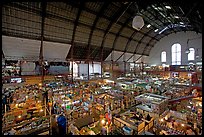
[101,119,106,125]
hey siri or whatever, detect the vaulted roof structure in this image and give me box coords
[2,1,202,62]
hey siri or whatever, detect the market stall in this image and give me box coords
[70,115,102,135]
[113,110,147,135]
[154,109,199,135]
[135,93,169,116]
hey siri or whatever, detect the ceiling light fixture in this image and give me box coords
[132,16,144,30]
[147,24,151,28]
[185,36,202,55]
[185,39,190,54]
[179,22,184,25]
[132,3,144,31]
[165,5,171,9]
[152,5,158,10]
[174,15,179,19]
[154,29,158,32]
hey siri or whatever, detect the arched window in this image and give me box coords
[171,43,181,65]
[161,51,166,62]
[188,48,195,61]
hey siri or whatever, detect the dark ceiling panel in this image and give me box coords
[103,34,116,48]
[75,25,91,44]
[96,17,110,30]
[85,2,102,13]
[114,37,128,51]
[127,41,138,53]
[91,30,104,47]
[79,11,96,26]
[120,27,134,37]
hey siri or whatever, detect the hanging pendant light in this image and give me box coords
[132,2,144,31]
[185,39,190,54]
[195,48,199,58]
[132,15,144,30]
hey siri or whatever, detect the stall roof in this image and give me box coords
[74,115,94,130]
[135,93,169,104]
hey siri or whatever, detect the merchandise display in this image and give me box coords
[3,74,202,135]
[2,71,202,135]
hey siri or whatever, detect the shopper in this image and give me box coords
[57,112,67,136]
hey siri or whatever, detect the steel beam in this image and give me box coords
[86,2,110,61]
[67,2,84,82]
[111,2,133,52]
[39,1,47,84]
[65,1,157,39]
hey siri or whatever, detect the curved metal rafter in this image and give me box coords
[39,1,47,62]
[122,6,170,58]
[134,29,155,54]
[148,4,177,33]
[124,30,139,54]
[159,2,184,32]
[133,8,177,56]
[113,21,134,62]
[144,26,178,54]
[66,2,84,60]
[64,2,158,41]
[134,29,158,55]
[86,2,110,60]
[99,2,133,61]
[112,11,134,62]
[143,30,174,55]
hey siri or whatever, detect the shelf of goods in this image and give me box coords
[3,97,51,135]
[71,116,101,135]
[154,123,185,135]
[3,115,50,135]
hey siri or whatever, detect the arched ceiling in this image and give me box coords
[2,1,202,62]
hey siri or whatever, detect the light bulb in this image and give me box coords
[101,119,106,125]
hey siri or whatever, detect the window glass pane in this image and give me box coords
[188,48,195,61]
[161,51,166,62]
[171,43,181,65]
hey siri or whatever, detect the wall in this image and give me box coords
[118,61,130,73]
[48,66,69,75]
[79,62,101,76]
[147,31,202,66]
[21,62,36,75]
